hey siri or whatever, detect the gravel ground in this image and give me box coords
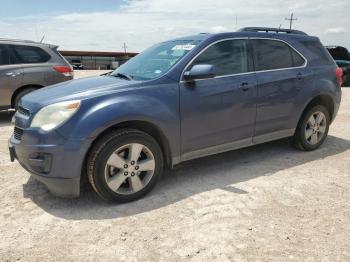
[0,82,349,261]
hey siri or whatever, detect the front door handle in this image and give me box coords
[239,82,250,91]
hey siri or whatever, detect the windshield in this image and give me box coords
[111,40,200,80]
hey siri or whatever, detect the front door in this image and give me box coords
[179,39,257,161]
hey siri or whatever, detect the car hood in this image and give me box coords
[20,76,139,113]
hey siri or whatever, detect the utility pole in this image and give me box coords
[285,13,297,30]
[122,42,127,53]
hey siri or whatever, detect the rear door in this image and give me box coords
[180,39,257,160]
[10,44,50,87]
[0,44,23,108]
[251,38,309,143]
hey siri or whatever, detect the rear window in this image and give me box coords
[301,40,335,66]
[11,45,50,64]
[0,45,10,65]
[252,39,305,71]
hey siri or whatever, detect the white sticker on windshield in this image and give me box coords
[172,44,196,51]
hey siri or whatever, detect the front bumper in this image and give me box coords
[9,132,93,198]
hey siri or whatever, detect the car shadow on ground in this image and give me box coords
[21,135,350,220]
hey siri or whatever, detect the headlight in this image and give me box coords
[31,100,81,132]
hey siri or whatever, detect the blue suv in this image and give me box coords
[9,27,342,203]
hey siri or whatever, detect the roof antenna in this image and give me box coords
[40,34,45,43]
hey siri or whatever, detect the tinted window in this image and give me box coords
[302,40,335,66]
[291,49,305,67]
[12,45,50,64]
[0,45,10,65]
[190,39,250,76]
[252,39,305,71]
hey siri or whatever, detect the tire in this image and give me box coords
[293,105,330,151]
[87,129,164,203]
[13,88,37,109]
[343,72,350,87]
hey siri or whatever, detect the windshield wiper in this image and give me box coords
[112,72,133,80]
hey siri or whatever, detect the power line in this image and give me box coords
[285,13,298,30]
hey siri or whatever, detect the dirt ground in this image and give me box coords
[73,70,111,79]
[0,75,349,261]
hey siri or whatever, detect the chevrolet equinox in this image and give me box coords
[9,27,342,203]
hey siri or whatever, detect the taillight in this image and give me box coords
[53,66,74,77]
[336,67,343,87]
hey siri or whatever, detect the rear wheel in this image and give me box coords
[87,129,164,203]
[293,105,330,151]
[13,88,37,109]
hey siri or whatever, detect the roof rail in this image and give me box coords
[0,38,39,43]
[239,27,308,35]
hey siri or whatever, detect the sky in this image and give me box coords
[0,0,349,52]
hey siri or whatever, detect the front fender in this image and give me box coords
[59,93,181,160]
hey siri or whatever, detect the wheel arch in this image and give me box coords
[82,120,173,181]
[11,84,43,108]
[298,94,335,127]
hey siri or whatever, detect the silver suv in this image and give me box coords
[0,39,73,110]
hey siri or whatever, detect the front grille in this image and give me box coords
[14,127,24,140]
[17,106,30,117]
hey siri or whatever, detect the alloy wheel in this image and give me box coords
[104,143,155,195]
[305,111,327,145]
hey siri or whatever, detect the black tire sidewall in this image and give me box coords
[89,130,164,203]
[296,105,330,151]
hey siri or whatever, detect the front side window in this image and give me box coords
[11,45,50,64]
[252,39,305,71]
[112,40,200,80]
[0,45,10,65]
[189,39,251,76]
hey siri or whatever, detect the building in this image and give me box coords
[59,50,138,70]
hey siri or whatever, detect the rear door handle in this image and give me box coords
[296,72,305,80]
[239,82,250,91]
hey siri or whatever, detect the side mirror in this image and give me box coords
[183,64,215,81]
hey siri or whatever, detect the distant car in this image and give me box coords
[0,39,74,110]
[326,45,350,86]
[9,28,342,203]
[70,59,84,70]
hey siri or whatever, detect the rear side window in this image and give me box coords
[11,45,50,64]
[252,39,305,71]
[190,39,251,76]
[301,40,335,66]
[0,45,10,65]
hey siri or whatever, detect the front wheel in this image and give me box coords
[293,105,330,151]
[87,129,164,203]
